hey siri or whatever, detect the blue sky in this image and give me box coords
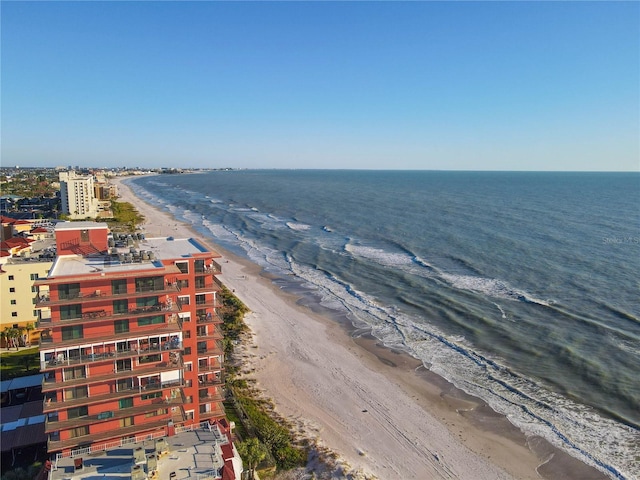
[2,1,638,171]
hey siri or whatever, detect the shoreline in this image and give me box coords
[111,175,609,480]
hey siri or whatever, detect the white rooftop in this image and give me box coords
[55,222,109,231]
[48,237,213,279]
[50,428,231,480]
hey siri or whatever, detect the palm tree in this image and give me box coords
[17,325,26,347]
[237,438,267,480]
[0,328,7,350]
[7,327,20,350]
[25,322,35,346]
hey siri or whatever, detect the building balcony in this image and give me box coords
[42,361,182,392]
[197,377,224,387]
[197,358,223,374]
[194,261,222,276]
[38,303,180,328]
[43,380,184,413]
[196,312,223,325]
[193,300,219,310]
[198,390,225,403]
[39,323,182,351]
[41,341,183,371]
[196,329,224,342]
[198,406,226,422]
[45,396,183,433]
[35,284,181,307]
[47,418,169,453]
[194,282,221,293]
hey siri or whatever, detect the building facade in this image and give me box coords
[59,172,99,219]
[36,222,225,455]
[0,258,53,348]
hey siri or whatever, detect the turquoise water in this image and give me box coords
[129,170,639,479]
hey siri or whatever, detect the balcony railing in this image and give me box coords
[198,406,225,421]
[47,418,169,453]
[194,260,222,275]
[36,284,180,307]
[45,396,182,433]
[39,323,182,350]
[42,361,181,392]
[41,342,183,371]
[196,312,223,325]
[42,380,182,413]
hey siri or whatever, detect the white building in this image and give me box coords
[59,171,99,219]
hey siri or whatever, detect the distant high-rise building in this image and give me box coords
[59,171,99,219]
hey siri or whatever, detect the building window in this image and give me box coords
[67,406,88,419]
[142,392,161,401]
[113,299,128,314]
[31,286,38,293]
[63,366,86,380]
[68,426,90,438]
[145,408,167,418]
[112,279,127,295]
[136,296,159,308]
[119,397,134,409]
[8,275,14,280]
[135,276,163,293]
[30,273,39,281]
[58,283,80,300]
[194,259,205,273]
[117,378,133,391]
[184,347,191,355]
[10,300,16,305]
[139,354,161,364]
[138,315,164,327]
[64,386,88,400]
[11,312,18,317]
[175,261,188,274]
[60,304,82,320]
[114,319,129,334]
[61,325,83,340]
[9,288,15,293]
[120,417,134,428]
[116,358,132,372]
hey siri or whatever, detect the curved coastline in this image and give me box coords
[111,174,609,480]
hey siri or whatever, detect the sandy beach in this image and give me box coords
[111,175,608,480]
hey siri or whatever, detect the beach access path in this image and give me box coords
[111,175,603,480]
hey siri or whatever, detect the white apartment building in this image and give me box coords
[59,171,99,219]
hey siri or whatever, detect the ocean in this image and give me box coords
[127,170,639,479]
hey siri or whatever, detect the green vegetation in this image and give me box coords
[1,462,43,480]
[220,286,250,359]
[0,169,58,198]
[0,347,39,380]
[106,200,145,232]
[221,287,307,474]
[237,438,268,480]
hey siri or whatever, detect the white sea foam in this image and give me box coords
[286,222,311,231]
[345,243,414,266]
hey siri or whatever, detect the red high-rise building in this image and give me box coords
[36,222,225,456]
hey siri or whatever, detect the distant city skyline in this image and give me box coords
[2,2,638,171]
